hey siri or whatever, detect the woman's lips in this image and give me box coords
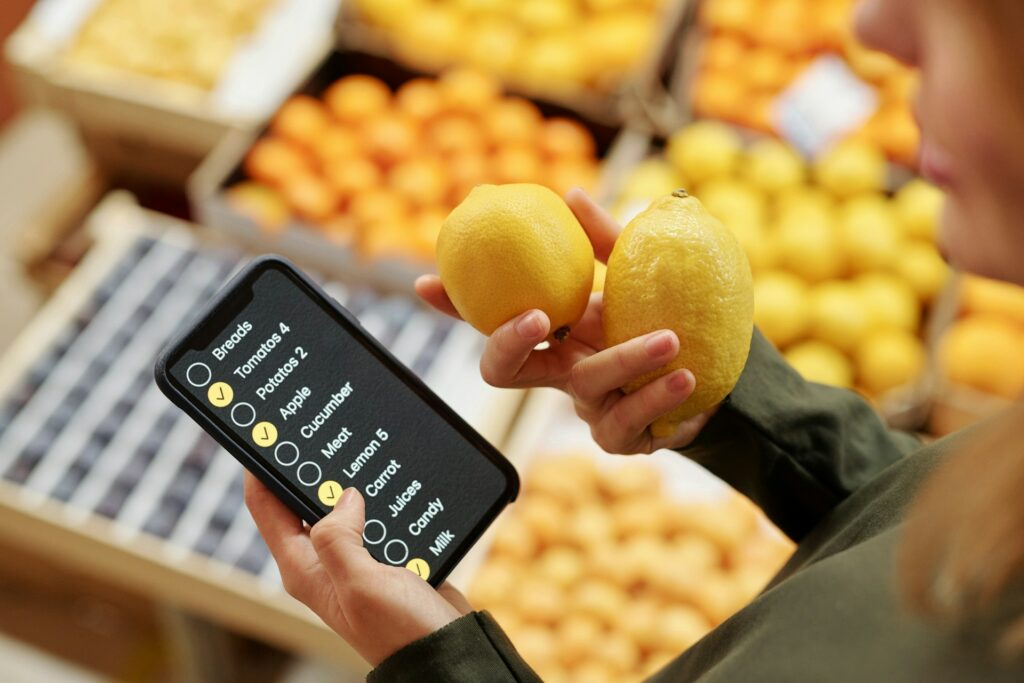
[919,142,956,189]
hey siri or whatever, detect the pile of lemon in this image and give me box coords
[939,277,1024,400]
[351,0,671,94]
[614,121,950,399]
[694,0,919,164]
[228,69,601,264]
[469,454,793,683]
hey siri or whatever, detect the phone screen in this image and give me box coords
[161,259,515,583]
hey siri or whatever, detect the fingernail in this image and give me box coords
[645,331,674,357]
[338,487,356,508]
[516,311,544,339]
[669,370,693,393]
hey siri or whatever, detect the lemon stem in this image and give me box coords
[673,189,690,199]
[553,326,571,343]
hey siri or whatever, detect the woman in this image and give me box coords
[244,0,1024,679]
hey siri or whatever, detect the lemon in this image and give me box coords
[517,0,577,32]
[698,178,767,229]
[619,159,687,203]
[839,194,902,273]
[856,329,925,395]
[775,186,836,221]
[814,140,888,199]
[856,273,921,332]
[466,20,523,76]
[895,179,944,242]
[785,341,854,388]
[939,316,1024,398]
[754,271,811,348]
[438,184,595,337]
[593,261,607,293]
[604,190,754,436]
[743,139,807,194]
[583,11,653,78]
[520,34,587,88]
[774,212,845,283]
[666,122,743,184]
[894,242,949,304]
[960,276,1024,327]
[730,220,777,273]
[808,281,871,353]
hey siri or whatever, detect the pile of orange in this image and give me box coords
[693,0,919,165]
[351,0,672,95]
[227,68,601,264]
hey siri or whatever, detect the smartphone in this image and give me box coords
[155,256,518,587]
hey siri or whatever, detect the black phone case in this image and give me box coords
[154,255,519,588]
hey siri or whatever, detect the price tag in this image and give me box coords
[774,55,879,157]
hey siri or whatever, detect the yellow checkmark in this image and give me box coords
[252,421,278,447]
[318,480,342,507]
[208,381,233,407]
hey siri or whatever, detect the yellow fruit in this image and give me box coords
[940,316,1024,398]
[698,179,767,230]
[895,179,944,242]
[743,139,807,194]
[785,341,854,388]
[730,220,777,272]
[517,0,577,32]
[465,19,523,76]
[520,34,588,88]
[604,190,754,436]
[324,75,392,124]
[775,185,836,220]
[857,273,921,332]
[754,271,811,348]
[438,67,502,113]
[393,6,465,70]
[619,159,686,203]
[592,261,607,293]
[582,11,653,79]
[895,241,950,304]
[774,213,845,283]
[809,281,871,353]
[839,195,902,273]
[814,140,888,199]
[960,277,1024,327]
[666,122,743,184]
[226,182,290,231]
[856,329,925,395]
[437,184,595,337]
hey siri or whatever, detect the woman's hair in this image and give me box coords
[900,403,1024,656]
[898,3,1024,656]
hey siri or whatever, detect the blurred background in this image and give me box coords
[0,0,1023,681]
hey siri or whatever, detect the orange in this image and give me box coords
[872,105,921,165]
[411,206,450,260]
[225,182,290,232]
[752,0,814,53]
[745,48,793,93]
[324,157,382,201]
[362,113,420,167]
[324,75,392,123]
[446,149,492,205]
[692,72,748,123]
[270,96,333,149]
[482,97,543,148]
[427,114,487,158]
[347,188,412,230]
[359,220,417,262]
[546,158,599,196]
[492,145,544,184]
[702,35,747,74]
[313,126,361,164]
[396,78,445,122]
[539,117,597,160]
[813,0,855,51]
[387,156,450,208]
[281,174,338,223]
[244,138,313,187]
[438,67,502,114]
[701,0,760,37]
[736,93,776,133]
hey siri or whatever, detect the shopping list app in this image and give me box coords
[167,263,510,581]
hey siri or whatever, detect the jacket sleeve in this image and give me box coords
[680,328,921,541]
[368,611,541,683]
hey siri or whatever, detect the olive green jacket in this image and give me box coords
[369,330,1024,682]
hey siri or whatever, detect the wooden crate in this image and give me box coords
[3,0,340,182]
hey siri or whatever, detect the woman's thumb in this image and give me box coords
[309,488,376,579]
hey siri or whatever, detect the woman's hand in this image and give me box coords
[417,188,718,455]
[244,474,471,666]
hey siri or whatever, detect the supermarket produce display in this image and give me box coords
[688,0,919,164]
[2,0,1021,678]
[468,455,792,683]
[219,54,606,275]
[612,121,949,403]
[347,0,681,101]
